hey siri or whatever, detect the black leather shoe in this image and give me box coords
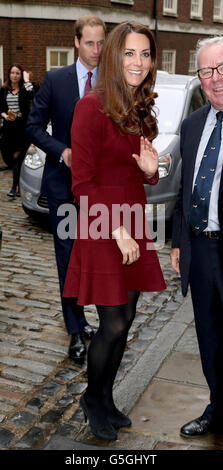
[83,323,94,340]
[180,416,213,437]
[69,334,86,364]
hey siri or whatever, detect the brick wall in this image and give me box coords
[158,0,215,24]
[0,18,76,84]
[20,0,152,14]
[157,30,206,75]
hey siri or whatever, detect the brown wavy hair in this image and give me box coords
[94,21,158,140]
[3,63,24,91]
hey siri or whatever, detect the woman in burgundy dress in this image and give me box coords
[63,21,166,440]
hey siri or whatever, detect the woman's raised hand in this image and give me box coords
[132,136,158,178]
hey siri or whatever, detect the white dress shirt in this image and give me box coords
[192,106,223,231]
[76,58,98,98]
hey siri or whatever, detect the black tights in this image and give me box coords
[85,291,140,412]
[11,150,25,191]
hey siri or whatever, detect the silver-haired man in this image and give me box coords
[171,36,223,437]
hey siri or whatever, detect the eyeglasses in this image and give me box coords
[197,63,223,79]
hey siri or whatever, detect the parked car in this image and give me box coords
[20,71,207,224]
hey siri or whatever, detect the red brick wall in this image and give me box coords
[1,18,78,84]
[157,30,207,74]
[20,0,152,14]
[158,0,215,24]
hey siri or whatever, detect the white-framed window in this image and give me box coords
[213,0,223,21]
[0,46,3,87]
[162,50,176,74]
[189,50,197,75]
[111,0,134,4]
[190,0,203,19]
[46,47,74,71]
[163,0,178,16]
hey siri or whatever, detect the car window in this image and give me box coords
[154,87,186,134]
[188,85,207,115]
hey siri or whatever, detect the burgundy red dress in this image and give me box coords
[63,93,166,305]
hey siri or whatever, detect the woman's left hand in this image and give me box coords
[132,136,158,178]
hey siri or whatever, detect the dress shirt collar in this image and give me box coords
[76,57,98,81]
[209,105,222,125]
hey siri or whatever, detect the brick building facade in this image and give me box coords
[0,0,223,86]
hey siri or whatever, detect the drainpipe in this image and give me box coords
[154,0,158,42]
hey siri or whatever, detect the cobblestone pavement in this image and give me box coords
[0,162,184,450]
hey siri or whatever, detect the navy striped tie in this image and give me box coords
[189,111,223,235]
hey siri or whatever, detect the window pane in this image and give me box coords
[60,52,68,66]
[164,0,173,8]
[50,51,58,67]
[191,0,199,14]
[214,0,221,16]
[189,51,197,74]
[162,51,175,73]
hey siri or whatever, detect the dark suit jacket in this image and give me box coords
[172,103,223,296]
[26,63,80,199]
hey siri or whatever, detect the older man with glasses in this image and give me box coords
[171,36,223,437]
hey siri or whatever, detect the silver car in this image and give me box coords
[20,71,206,222]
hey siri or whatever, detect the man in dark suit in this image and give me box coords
[171,36,223,437]
[26,15,106,363]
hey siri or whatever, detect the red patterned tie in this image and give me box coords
[84,71,93,95]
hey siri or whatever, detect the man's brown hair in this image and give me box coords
[74,15,106,41]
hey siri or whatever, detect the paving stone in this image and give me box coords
[24,340,67,354]
[0,428,14,448]
[0,388,23,403]
[0,357,54,376]
[0,343,22,354]
[148,318,165,329]
[138,327,157,340]
[128,339,148,352]
[70,407,85,424]
[10,411,35,426]
[0,377,32,391]
[16,299,51,309]
[67,382,87,395]
[40,408,64,424]
[2,367,45,384]
[164,300,182,311]
[56,395,75,408]
[134,313,148,323]
[15,426,45,449]
[43,435,108,450]
[25,397,48,413]
[38,381,64,396]
[0,402,14,413]
[55,368,80,381]
[123,350,138,362]
[55,423,79,438]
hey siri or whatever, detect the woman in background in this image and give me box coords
[63,21,166,440]
[0,64,34,196]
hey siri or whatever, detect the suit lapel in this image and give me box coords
[67,63,80,118]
